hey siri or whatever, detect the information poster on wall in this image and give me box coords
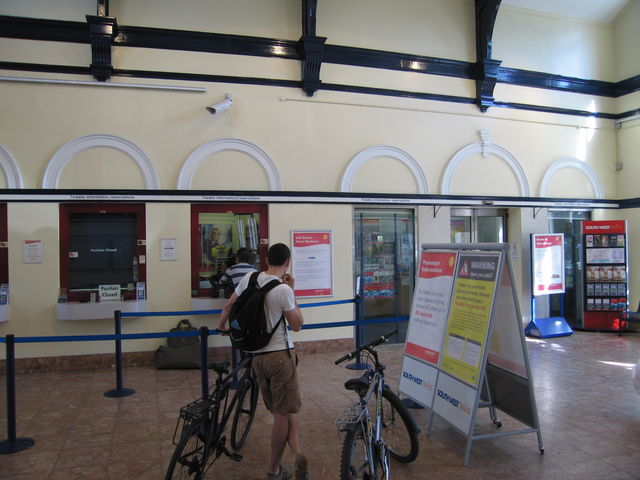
[440,252,500,388]
[532,233,565,295]
[291,230,333,297]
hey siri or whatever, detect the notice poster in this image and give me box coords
[404,251,457,365]
[532,234,565,295]
[441,253,500,387]
[291,230,333,297]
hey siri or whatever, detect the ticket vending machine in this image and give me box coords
[579,220,629,331]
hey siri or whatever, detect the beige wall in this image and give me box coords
[0,0,638,359]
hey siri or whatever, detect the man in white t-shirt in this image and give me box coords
[218,243,308,480]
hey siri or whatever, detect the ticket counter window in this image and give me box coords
[59,204,146,302]
[191,204,268,297]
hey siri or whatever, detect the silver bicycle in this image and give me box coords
[335,330,419,479]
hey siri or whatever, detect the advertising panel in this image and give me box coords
[532,234,565,295]
[399,356,438,408]
[432,372,477,433]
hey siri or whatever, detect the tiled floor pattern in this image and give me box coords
[1,331,639,479]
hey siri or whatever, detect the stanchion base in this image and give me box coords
[346,362,369,371]
[104,388,135,398]
[0,438,35,454]
[400,398,424,409]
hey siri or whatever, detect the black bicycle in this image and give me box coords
[335,330,420,479]
[166,347,259,479]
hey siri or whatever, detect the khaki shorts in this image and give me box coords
[252,349,301,415]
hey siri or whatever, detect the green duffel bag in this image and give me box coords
[167,319,199,348]
[155,343,201,369]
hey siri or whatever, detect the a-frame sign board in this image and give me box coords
[399,243,543,465]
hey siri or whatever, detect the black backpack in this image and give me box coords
[229,272,284,351]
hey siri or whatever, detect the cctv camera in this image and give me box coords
[206,94,233,114]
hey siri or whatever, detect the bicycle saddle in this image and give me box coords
[344,377,370,392]
[209,361,230,375]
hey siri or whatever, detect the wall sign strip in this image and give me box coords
[0,189,620,209]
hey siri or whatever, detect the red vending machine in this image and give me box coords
[580,220,628,331]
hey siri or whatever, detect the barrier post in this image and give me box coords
[199,326,210,398]
[0,334,35,454]
[347,290,368,371]
[104,310,135,398]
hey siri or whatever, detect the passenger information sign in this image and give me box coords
[399,244,543,465]
[404,251,457,365]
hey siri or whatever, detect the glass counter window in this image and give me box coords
[191,204,268,297]
[60,204,146,303]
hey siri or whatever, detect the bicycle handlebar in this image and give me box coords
[334,329,398,365]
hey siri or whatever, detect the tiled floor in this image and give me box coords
[1,331,640,479]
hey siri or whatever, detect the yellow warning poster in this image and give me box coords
[441,252,500,387]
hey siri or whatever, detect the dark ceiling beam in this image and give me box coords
[474,0,502,112]
[86,14,117,81]
[299,0,326,96]
[0,14,636,103]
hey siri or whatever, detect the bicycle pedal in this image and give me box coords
[229,452,243,462]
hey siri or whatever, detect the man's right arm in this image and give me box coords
[284,306,304,332]
[282,273,303,332]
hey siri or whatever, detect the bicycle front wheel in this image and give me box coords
[166,421,208,480]
[379,388,419,463]
[340,421,376,480]
[230,376,259,450]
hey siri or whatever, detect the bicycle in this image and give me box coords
[165,340,259,480]
[335,330,420,479]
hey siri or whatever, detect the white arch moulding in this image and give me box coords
[441,137,530,196]
[0,144,24,188]
[177,138,283,191]
[539,158,603,199]
[340,145,429,194]
[41,134,161,189]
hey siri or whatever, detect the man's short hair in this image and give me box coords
[267,243,291,267]
[236,247,254,264]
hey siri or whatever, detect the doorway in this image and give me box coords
[354,209,415,345]
[450,208,508,243]
[548,210,591,326]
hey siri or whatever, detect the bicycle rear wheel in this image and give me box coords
[166,421,208,480]
[230,376,259,450]
[378,388,419,463]
[340,421,376,480]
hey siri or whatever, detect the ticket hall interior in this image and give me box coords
[0,1,639,478]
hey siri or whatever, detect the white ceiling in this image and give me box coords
[501,0,632,24]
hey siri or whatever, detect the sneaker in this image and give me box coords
[294,453,308,480]
[267,465,291,480]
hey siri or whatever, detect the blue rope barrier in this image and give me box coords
[2,316,408,343]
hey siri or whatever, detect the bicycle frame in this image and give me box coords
[177,355,254,474]
[354,359,389,479]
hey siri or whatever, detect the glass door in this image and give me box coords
[354,209,415,345]
[451,208,507,243]
[548,210,591,327]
